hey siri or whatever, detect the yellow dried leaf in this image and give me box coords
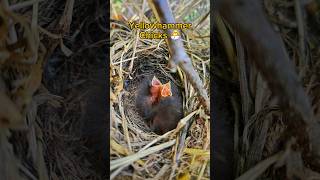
[178,171,191,180]
[110,139,144,166]
[111,139,129,155]
[184,148,210,157]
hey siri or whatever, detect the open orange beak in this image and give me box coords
[150,76,172,102]
[160,82,172,97]
[150,76,162,99]
[151,76,162,86]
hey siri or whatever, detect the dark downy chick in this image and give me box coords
[135,75,183,135]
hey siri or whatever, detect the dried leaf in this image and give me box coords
[110,89,118,103]
[178,171,191,180]
[110,139,144,166]
[184,148,210,157]
[111,139,129,155]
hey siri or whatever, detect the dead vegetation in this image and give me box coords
[110,0,210,179]
[214,0,320,179]
[1,0,108,179]
[2,0,319,179]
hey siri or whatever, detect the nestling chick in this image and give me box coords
[135,75,183,135]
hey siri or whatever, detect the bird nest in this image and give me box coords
[121,55,182,133]
[110,0,210,179]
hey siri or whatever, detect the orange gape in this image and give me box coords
[150,76,172,104]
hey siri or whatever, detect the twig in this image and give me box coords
[35,124,49,180]
[9,0,43,11]
[231,95,240,154]
[217,0,319,162]
[118,92,132,152]
[31,0,39,63]
[214,14,238,80]
[110,165,126,180]
[139,130,173,152]
[129,0,146,73]
[168,163,178,180]
[235,35,253,124]
[197,159,208,180]
[44,0,74,61]
[217,0,314,127]
[174,121,190,163]
[294,0,307,73]
[110,140,176,171]
[147,0,210,111]
[1,0,18,43]
[236,151,284,180]
[194,12,210,29]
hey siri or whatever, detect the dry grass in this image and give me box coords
[110,0,210,179]
[3,0,318,179]
[0,1,47,179]
[0,0,108,179]
[214,0,320,179]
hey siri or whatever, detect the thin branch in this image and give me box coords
[147,0,210,111]
[294,0,307,74]
[9,0,43,11]
[217,0,319,160]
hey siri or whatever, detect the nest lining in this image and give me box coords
[122,51,184,136]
